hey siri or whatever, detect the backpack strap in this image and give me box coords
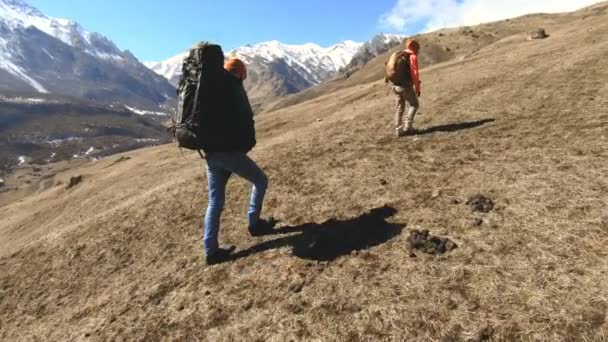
[178,146,205,160]
[191,48,205,121]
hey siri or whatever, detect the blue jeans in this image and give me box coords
[203,152,268,255]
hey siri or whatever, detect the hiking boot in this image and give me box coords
[398,128,417,137]
[206,245,236,265]
[248,217,277,236]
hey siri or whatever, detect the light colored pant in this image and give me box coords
[204,152,268,255]
[393,86,419,130]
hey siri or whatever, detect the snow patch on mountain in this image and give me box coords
[41,47,54,60]
[379,33,405,44]
[360,33,406,55]
[124,105,170,116]
[0,95,59,103]
[0,59,48,93]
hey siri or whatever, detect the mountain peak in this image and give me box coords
[0,0,122,60]
[372,33,406,44]
[0,0,42,16]
[0,0,174,106]
[1,0,48,27]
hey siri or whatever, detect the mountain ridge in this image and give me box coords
[0,0,175,109]
[145,34,404,104]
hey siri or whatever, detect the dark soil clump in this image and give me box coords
[466,195,494,213]
[470,326,494,342]
[407,229,458,255]
[528,28,549,40]
[115,156,131,163]
[66,175,83,189]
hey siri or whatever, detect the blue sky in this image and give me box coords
[27,0,421,62]
[26,0,600,62]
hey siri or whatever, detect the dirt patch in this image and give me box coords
[407,229,458,255]
[466,195,495,213]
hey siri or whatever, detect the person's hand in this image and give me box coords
[416,90,421,97]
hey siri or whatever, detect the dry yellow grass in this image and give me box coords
[1,3,608,341]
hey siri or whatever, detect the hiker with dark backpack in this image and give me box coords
[385,38,422,137]
[170,43,274,265]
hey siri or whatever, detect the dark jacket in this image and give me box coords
[200,71,256,154]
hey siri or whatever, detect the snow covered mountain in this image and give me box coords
[0,0,123,61]
[346,33,406,70]
[230,40,363,84]
[146,35,405,104]
[145,40,364,104]
[0,0,174,109]
[146,40,362,86]
[144,53,188,87]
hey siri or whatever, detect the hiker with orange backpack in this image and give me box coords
[385,38,422,137]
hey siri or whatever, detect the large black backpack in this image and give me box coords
[170,42,225,153]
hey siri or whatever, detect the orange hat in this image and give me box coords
[224,58,247,80]
[405,38,420,53]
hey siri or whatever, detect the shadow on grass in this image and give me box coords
[229,205,404,262]
[417,118,495,135]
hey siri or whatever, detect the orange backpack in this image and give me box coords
[385,51,411,86]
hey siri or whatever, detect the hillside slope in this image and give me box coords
[263,8,598,112]
[1,3,608,341]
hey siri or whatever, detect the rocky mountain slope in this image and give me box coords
[0,0,175,109]
[0,96,171,174]
[345,33,404,70]
[146,34,403,105]
[1,2,608,341]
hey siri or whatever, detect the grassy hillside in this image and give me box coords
[1,3,607,341]
[264,6,602,113]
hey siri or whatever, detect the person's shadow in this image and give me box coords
[228,206,404,262]
[417,118,495,135]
